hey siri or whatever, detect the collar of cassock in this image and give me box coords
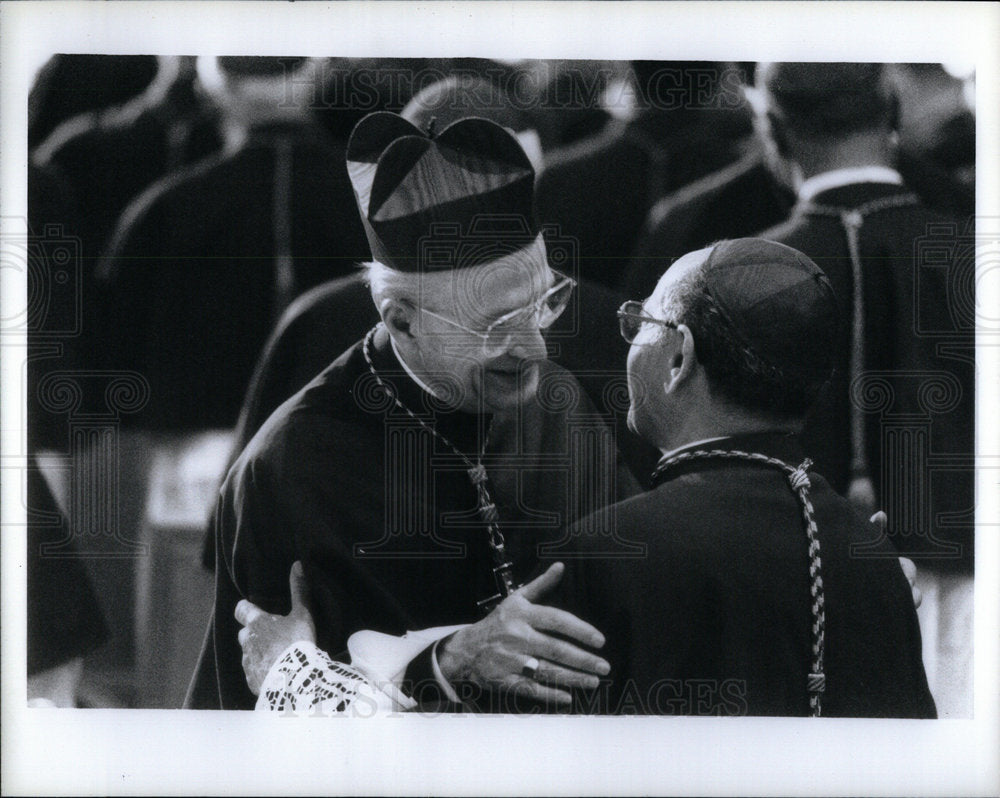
[365,323,493,459]
[651,430,806,488]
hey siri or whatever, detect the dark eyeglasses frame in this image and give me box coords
[617,300,678,344]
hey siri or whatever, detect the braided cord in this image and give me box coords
[801,193,921,510]
[652,448,827,716]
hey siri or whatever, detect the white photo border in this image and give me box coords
[2,1,998,795]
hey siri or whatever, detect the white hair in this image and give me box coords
[364,260,422,308]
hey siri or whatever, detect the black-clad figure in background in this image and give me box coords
[33,56,223,279]
[96,57,371,431]
[28,55,159,151]
[753,63,974,566]
[626,61,974,301]
[535,61,755,288]
[27,461,109,707]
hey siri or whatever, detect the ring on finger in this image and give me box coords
[521,656,541,680]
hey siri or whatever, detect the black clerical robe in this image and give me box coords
[554,433,936,717]
[762,181,974,566]
[624,148,974,302]
[188,325,639,709]
[97,119,370,431]
[28,461,109,676]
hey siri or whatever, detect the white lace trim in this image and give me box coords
[256,640,397,716]
[255,625,470,714]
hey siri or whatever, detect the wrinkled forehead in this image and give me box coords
[420,234,551,321]
[646,246,712,314]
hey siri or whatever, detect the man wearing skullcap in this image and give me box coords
[754,62,973,565]
[555,238,936,717]
[187,110,637,710]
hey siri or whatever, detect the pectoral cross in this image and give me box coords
[468,463,520,615]
[476,561,519,615]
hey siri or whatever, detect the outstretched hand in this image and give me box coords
[436,562,609,708]
[235,561,317,695]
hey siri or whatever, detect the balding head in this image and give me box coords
[402,76,531,134]
[625,239,838,449]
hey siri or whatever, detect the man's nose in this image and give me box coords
[505,326,548,361]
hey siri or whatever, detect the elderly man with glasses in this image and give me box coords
[188,111,640,711]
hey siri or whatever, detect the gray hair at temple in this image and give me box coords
[364,260,419,308]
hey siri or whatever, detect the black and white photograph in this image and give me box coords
[2,2,998,795]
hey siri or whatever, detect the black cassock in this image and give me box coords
[188,325,639,709]
[762,181,974,566]
[97,119,370,432]
[553,432,937,717]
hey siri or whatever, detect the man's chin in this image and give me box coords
[483,361,541,410]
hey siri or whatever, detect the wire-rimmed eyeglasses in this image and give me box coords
[418,272,577,355]
[617,300,678,344]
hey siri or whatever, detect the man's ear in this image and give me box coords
[380,298,414,338]
[663,323,698,395]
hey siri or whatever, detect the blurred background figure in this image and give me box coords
[311,57,528,142]
[888,63,976,191]
[627,61,975,299]
[754,61,973,542]
[28,55,159,151]
[96,56,370,432]
[31,57,224,406]
[27,161,82,453]
[32,57,223,284]
[27,460,109,707]
[536,61,755,288]
[523,59,623,153]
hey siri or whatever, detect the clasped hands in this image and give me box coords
[235,515,921,702]
[234,560,607,703]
